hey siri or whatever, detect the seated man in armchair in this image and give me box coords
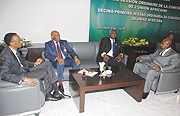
[133,38,179,99]
[96,29,125,68]
[44,30,80,95]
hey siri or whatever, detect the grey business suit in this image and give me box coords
[133,48,179,92]
[0,46,58,94]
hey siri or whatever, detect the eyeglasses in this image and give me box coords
[11,38,22,43]
[11,40,21,43]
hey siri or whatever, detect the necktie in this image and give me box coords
[160,50,164,56]
[56,42,63,59]
[16,51,24,67]
[113,40,115,58]
[16,51,30,72]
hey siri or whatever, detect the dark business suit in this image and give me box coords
[44,40,80,80]
[0,46,58,94]
[133,48,179,92]
[96,37,125,67]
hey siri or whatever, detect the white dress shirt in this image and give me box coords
[101,38,115,57]
[101,38,123,58]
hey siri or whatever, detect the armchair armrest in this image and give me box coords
[122,54,128,65]
[161,67,180,73]
[0,80,42,116]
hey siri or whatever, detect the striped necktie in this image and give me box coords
[56,42,63,58]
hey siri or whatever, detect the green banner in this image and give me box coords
[89,0,180,43]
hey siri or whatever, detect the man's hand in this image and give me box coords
[136,56,141,62]
[23,77,38,87]
[116,54,123,62]
[74,56,80,66]
[103,54,109,61]
[153,66,161,71]
[56,57,65,64]
[34,58,42,66]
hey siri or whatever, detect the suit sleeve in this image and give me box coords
[44,42,57,63]
[98,38,108,55]
[140,49,161,60]
[117,40,125,56]
[161,53,179,71]
[0,54,24,84]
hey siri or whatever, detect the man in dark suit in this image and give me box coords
[168,33,176,51]
[96,29,125,67]
[0,33,68,101]
[44,30,80,93]
[133,38,179,99]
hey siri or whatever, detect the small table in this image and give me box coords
[69,67,145,113]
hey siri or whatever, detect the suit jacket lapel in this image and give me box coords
[107,37,112,52]
[114,38,119,56]
[50,40,59,56]
[7,47,19,62]
[7,47,22,67]
[59,41,64,53]
[164,49,173,56]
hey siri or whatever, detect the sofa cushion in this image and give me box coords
[79,59,99,69]
[70,42,99,60]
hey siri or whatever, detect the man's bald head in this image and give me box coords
[51,30,60,42]
[161,38,172,49]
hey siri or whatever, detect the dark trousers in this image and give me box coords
[103,57,125,68]
[25,61,58,94]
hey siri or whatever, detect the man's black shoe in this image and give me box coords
[53,91,64,98]
[142,92,149,99]
[45,94,62,101]
[53,91,71,99]
[59,84,64,93]
[61,92,71,99]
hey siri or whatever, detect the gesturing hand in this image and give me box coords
[23,77,38,87]
[34,58,42,66]
[103,54,109,61]
[56,57,65,64]
[136,56,141,62]
[116,54,123,62]
[74,56,80,66]
[153,66,161,71]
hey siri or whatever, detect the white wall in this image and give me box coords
[0,0,90,43]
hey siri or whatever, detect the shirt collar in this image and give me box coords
[164,47,171,52]
[53,40,58,44]
[9,46,17,55]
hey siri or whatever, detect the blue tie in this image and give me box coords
[113,40,115,59]
[16,51,24,67]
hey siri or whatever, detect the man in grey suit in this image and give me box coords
[133,38,179,99]
[0,33,69,101]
